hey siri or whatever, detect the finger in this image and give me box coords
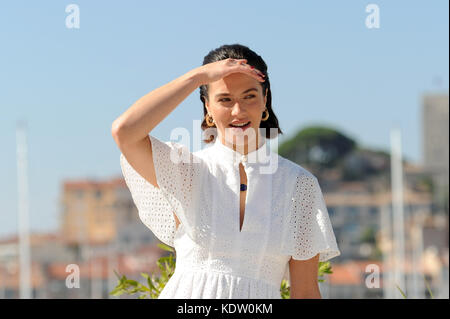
[253,69,265,77]
[233,60,265,81]
[245,66,265,81]
[246,65,265,78]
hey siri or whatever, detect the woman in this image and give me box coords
[112,44,340,299]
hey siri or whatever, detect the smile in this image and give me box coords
[229,121,251,131]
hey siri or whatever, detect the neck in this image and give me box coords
[218,133,265,155]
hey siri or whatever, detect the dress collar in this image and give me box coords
[210,136,272,166]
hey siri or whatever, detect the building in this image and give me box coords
[421,93,449,212]
[60,178,156,258]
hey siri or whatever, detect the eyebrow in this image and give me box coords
[215,88,258,99]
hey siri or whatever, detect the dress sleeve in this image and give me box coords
[281,174,341,262]
[119,135,205,247]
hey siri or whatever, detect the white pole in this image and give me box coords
[90,247,94,298]
[76,190,90,298]
[380,203,393,298]
[412,211,425,298]
[16,120,32,299]
[390,128,406,298]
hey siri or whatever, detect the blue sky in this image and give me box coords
[0,0,448,237]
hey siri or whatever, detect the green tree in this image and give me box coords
[278,126,356,170]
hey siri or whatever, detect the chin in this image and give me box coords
[223,126,259,145]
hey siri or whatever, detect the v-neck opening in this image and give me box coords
[239,193,247,233]
[208,136,273,234]
[238,162,248,233]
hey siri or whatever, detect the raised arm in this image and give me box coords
[111,68,203,189]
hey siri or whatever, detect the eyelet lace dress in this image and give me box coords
[119,134,341,299]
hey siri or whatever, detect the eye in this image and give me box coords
[218,95,255,103]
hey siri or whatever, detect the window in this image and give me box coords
[369,206,379,216]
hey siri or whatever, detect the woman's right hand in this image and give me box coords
[195,58,265,86]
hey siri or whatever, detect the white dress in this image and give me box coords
[119,134,341,299]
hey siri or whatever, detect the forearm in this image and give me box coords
[112,67,203,145]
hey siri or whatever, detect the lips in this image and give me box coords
[229,121,251,131]
[229,121,251,127]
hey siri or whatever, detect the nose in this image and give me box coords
[231,101,245,116]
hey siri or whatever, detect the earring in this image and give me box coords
[261,108,269,121]
[205,113,215,126]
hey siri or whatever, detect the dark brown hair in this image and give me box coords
[199,44,283,143]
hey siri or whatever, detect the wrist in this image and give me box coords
[186,66,206,87]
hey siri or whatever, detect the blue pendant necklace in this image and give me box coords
[240,184,247,191]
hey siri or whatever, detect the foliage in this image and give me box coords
[277,125,395,181]
[109,243,176,299]
[110,244,334,299]
[396,275,435,299]
[278,126,356,169]
[318,261,334,282]
[396,284,407,298]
